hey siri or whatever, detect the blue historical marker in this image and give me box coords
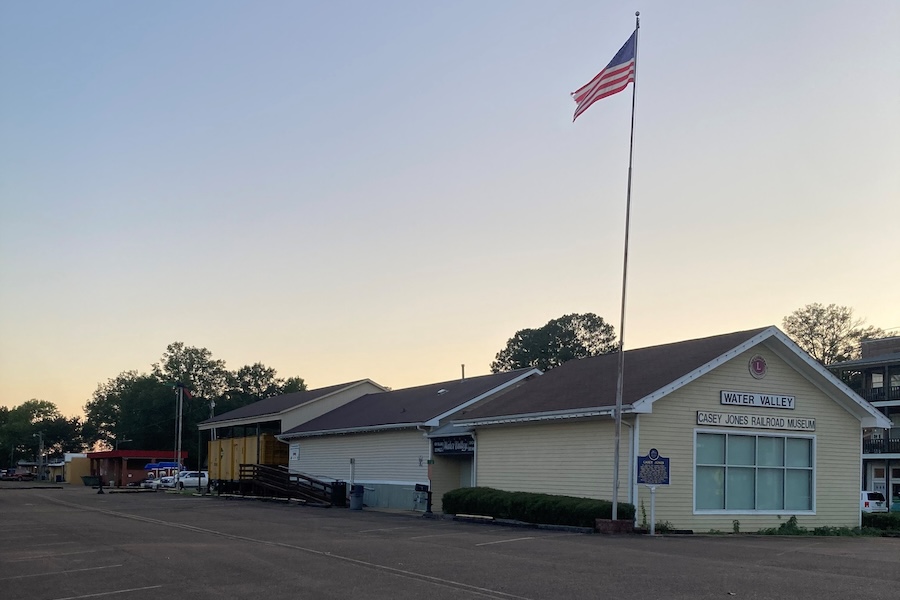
[637,448,670,485]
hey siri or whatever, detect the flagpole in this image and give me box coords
[611,10,640,522]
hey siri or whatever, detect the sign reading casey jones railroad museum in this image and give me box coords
[636,448,670,486]
[697,411,816,431]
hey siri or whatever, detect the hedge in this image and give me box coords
[442,487,635,528]
[862,511,900,533]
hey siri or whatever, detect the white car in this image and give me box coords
[174,471,208,490]
[861,491,888,513]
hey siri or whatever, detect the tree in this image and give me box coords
[490,313,618,373]
[782,303,886,365]
[219,363,307,415]
[82,371,174,451]
[151,342,228,401]
[0,400,84,467]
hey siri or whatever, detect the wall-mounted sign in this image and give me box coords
[749,355,767,379]
[289,443,300,461]
[720,390,795,410]
[697,411,815,431]
[637,448,670,485]
[432,435,474,456]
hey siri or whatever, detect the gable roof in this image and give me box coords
[199,379,383,428]
[454,326,891,429]
[278,368,540,439]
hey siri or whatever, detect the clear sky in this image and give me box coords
[2,1,898,418]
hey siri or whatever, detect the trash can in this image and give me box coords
[55,475,63,483]
[349,484,364,510]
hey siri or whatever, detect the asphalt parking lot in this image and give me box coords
[1,482,899,600]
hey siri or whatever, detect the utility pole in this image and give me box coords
[34,432,44,481]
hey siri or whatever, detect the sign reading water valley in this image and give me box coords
[720,390,795,410]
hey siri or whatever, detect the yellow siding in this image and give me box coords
[281,381,385,431]
[291,429,429,484]
[208,433,287,480]
[636,345,861,531]
[430,455,462,513]
[475,420,631,503]
[65,457,91,484]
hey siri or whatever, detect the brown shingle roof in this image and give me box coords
[280,369,538,436]
[455,327,772,422]
[200,380,374,425]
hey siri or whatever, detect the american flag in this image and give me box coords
[571,31,637,121]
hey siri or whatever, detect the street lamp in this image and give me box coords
[115,438,133,450]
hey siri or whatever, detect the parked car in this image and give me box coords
[175,471,208,490]
[861,490,888,513]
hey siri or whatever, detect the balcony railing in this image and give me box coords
[851,385,900,403]
[863,438,900,454]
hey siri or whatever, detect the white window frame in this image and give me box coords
[693,428,816,515]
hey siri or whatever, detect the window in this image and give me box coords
[695,432,813,512]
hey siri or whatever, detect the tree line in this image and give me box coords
[3,303,886,471]
[1,342,305,470]
[489,303,887,372]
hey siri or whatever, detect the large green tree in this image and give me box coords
[152,342,229,401]
[782,303,886,365]
[490,313,618,373]
[0,399,83,468]
[81,343,305,468]
[218,363,307,415]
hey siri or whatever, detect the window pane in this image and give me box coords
[696,466,724,509]
[757,437,784,467]
[728,436,755,466]
[726,467,755,509]
[697,434,725,464]
[785,470,812,510]
[785,438,811,467]
[757,468,784,510]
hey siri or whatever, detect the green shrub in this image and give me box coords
[756,515,886,537]
[442,487,635,528]
[862,511,900,532]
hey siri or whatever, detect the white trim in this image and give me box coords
[278,423,419,440]
[871,400,900,408]
[454,406,619,427]
[692,428,817,515]
[425,368,542,426]
[346,479,429,486]
[763,331,893,428]
[625,327,891,430]
[631,329,779,413]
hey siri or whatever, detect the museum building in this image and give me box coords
[450,326,890,531]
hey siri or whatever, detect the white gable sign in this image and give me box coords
[721,390,795,410]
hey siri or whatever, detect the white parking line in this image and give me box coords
[408,533,460,540]
[358,526,416,534]
[18,541,76,549]
[475,537,535,547]
[0,565,123,581]
[7,549,108,562]
[51,585,162,600]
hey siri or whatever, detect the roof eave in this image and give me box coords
[423,368,543,427]
[277,422,423,440]
[453,405,632,427]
